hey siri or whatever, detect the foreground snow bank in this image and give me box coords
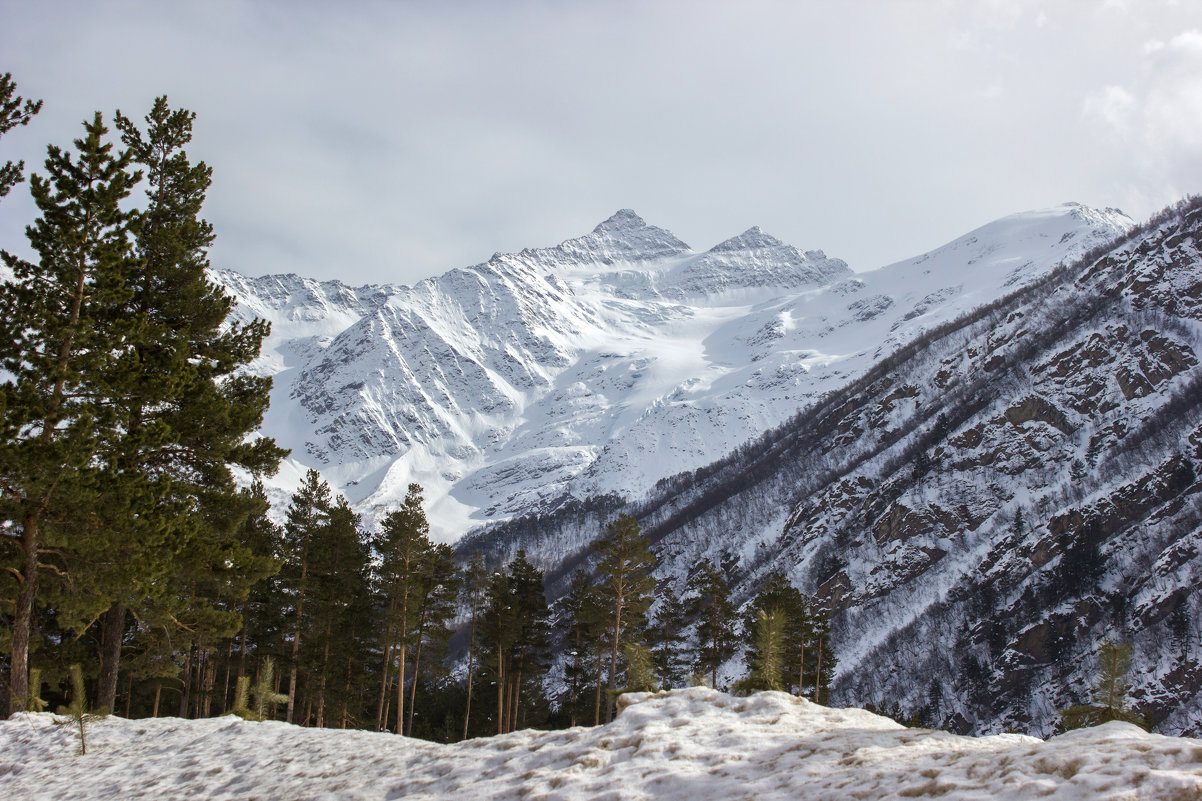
[3,688,1201,800]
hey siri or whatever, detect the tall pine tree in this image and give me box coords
[0,112,140,712]
[685,563,738,690]
[373,483,431,733]
[592,514,655,722]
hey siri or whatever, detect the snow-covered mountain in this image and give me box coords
[460,198,1202,737]
[215,203,1132,541]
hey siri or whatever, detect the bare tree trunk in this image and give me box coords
[201,649,216,718]
[797,641,805,698]
[394,599,410,735]
[813,638,823,704]
[179,643,194,717]
[462,588,480,740]
[96,602,127,712]
[8,513,40,710]
[316,622,331,728]
[287,575,307,724]
[593,650,604,726]
[375,618,394,730]
[153,683,162,718]
[341,651,353,729]
[394,638,407,736]
[495,646,505,735]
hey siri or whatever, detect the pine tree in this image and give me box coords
[686,562,738,690]
[745,571,832,698]
[87,98,283,712]
[305,496,373,728]
[405,543,460,736]
[0,112,140,712]
[1,99,283,716]
[736,608,785,693]
[373,483,431,733]
[621,643,656,693]
[557,570,605,726]
[277,469,331,723]
[227,480,286,708]
[1059,639,1147,731]
[479,552,551,734]
[460,552,487,738]
[54,663,106,754]
[592,514,656,723]
[0,72,42,200]
[646,582,688,691]
[243,657,288,722]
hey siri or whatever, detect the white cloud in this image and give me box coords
[1082,85,1138,133]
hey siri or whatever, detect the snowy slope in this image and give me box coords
[4,689,1201,801]
[215,204,1131,540]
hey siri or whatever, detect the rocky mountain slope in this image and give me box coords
[215,203,1131,540]
[461,198,1202,737]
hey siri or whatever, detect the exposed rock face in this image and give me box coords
[461,198,1202,737]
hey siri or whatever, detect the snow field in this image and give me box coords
[4,688,1201,800]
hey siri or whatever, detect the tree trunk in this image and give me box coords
[316,622,331,728]
[153,683,162,717]
[593,650,604,726]
[393,594,409,735]
[341,651,353,729]
[286,576,307,724]
[495,645,505,735]
[511,663,523,733]
[797,641,805,698]
[606,584,623,724]
[813,638,823,704]
[375,611,395,730]
[179,643,193,717]
[97,601,126,712]
[219,640,234,715]
[8,513,40,710]
[200,649,215,718]
[462,644,475,739]
[394,637,407,736]
[405,604,431,737]
[462,590,479,740]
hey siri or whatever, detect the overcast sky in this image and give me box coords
[2,0,1201,285]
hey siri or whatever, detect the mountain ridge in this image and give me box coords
[213,202,1134,540]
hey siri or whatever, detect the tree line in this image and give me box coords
[182,493,839,740]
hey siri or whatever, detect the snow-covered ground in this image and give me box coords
[4,689,1200,800]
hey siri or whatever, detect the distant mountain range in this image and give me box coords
[215,202,1132,542]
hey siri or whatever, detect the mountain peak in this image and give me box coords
[593,209,649,234]
[551,210,691,266]
[708,226,786,253]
